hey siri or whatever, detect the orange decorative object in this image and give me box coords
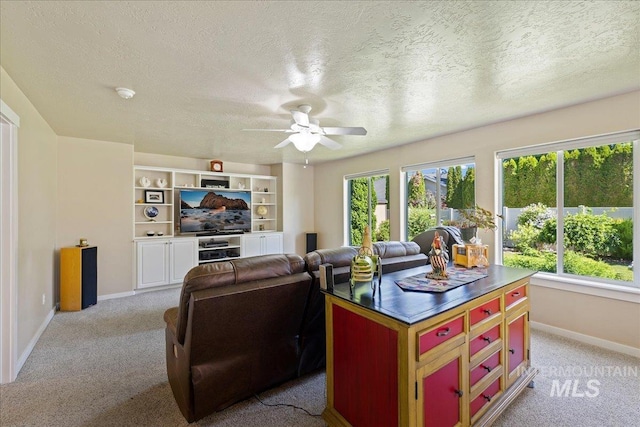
[210,159,223,172]
[452,243,489,268]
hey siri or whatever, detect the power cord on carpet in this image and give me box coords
[254,393,322,417]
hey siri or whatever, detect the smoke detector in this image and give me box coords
[115,87,135,99]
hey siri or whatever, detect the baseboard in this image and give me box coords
[97,291,135,301]
[530,321,640,358]
[97,285,180,301]
[16,307,55,373]
[134,283,182,294]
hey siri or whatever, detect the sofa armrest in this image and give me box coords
[165,317,195,422]
[164,307,179,337]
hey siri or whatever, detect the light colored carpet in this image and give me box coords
[0,287,638,426]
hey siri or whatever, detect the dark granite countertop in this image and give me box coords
[323,264,535,325]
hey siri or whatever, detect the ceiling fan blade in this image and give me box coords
[274,138,292,149]
[318,136,342,150]
[242,128,294,133]
[291,109,309,127]
[321,126,367,136]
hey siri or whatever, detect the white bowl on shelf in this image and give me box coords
[156,178,167,188]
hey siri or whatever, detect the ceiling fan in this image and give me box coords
[243,104,367,153]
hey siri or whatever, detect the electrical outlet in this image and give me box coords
[42,293,45,305]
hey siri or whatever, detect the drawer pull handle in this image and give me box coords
[509,348,515,354]
[436,327,451,337]
[483,394,492,402]
[482,336,492,343]
[454,389,464,397]
[483,309,492,315]
[512,291,521,297]
[482,365,492,372]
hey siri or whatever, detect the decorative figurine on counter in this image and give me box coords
[350,226,382,296]
[426,231,449,280]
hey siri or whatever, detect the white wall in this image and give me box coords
[313,90,640,349]
[57,137,134,298]
[274,163,315,255]
[134,152,271,176]
[0,67,58,358]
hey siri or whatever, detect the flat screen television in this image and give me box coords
[178,189,251,234]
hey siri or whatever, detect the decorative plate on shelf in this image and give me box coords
[143,206,159,220]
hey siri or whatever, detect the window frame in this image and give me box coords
[344,169,390,246]
[401,156,475,241]
[496,130,639,289]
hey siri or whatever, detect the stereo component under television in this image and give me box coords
[319,263,334,291]
[201,179,229,188]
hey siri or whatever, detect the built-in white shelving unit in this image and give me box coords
[133,166,279,239]
[133,166,282,288]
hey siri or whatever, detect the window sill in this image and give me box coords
[530,272,640,303]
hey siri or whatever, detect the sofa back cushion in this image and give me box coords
[303,246,358,272]
[373,241,421,258]
[176,253,307,344]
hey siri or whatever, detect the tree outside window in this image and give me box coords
[405,162,475,240]
[501,138,635,285]
[348,174,389,246]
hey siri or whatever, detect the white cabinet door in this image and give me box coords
[137,240,169,288]
[241,233,283,257]
[263,233,283,255]
[241,234,263,258]
[169,238,198,283]
[137,238,197,288]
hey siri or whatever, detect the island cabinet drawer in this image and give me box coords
[469,297,501,326]
[469,324,501,357]
[470,377,502,420]
[470,350,501,387]
[417,314,465,361]
[505,284,528,311]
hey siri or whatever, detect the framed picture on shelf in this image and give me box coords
[145,190,164,204]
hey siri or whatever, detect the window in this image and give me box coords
[498,131,638,287]
[402,158,475,240]
[345,171,390,246]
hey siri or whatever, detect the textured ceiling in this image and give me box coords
[1,1,639,165]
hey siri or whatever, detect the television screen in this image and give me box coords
[179,189,251,233]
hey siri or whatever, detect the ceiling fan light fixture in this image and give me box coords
[289,133,321,152]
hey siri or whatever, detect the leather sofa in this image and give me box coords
[303,241,427,283]
[164,242,427,422]
[163,254,313,422]
[373,240,428,272]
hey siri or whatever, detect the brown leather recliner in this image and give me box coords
[163,254,313,422]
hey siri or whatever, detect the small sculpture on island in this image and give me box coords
[350,226,382,296]
[426,231,449,280]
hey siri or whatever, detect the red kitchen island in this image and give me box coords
[322,264,537,427]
